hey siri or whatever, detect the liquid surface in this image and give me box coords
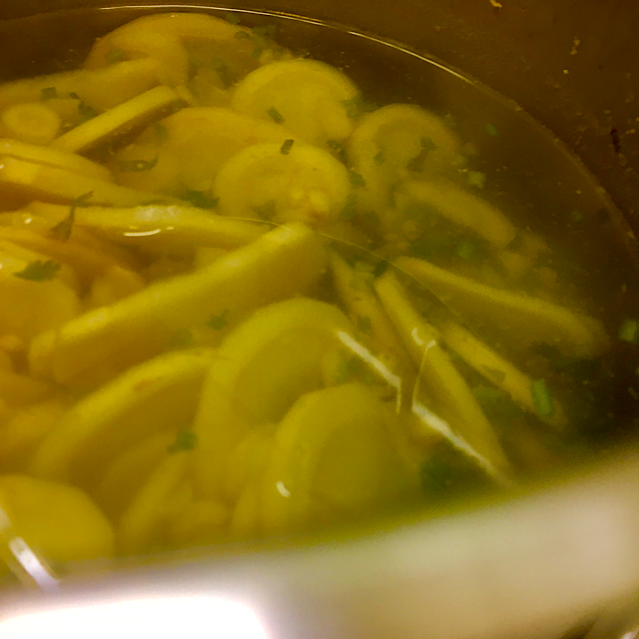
[0,7,637,577]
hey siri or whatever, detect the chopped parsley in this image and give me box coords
[183,190,219,209]
[348,170,366,187]
[105,48,127,64]
[207,310,229,330]
[530,379,555,418]
[618,319,639,343]
[252,24,277,38]
[373,148,386,165]
[456,239,477,260]
[116,155,159,173]
[211,59,236,89]
[14,260,61,282]
[252,46,263,60]
[341,95,376,119]
[234,30,251,40]
[486,123,498,137]
[253,200,277,220]
[224,12,241,24]
[339,193,357,220]
[50,190,93,241]
[467,170,487,189]
[280,139,294,155]
[327,139,347,163]
[266,106,284,123]
[168,430,198,453]
[407,137,436,172]
[40,86,57,100]
[571,210,584,223]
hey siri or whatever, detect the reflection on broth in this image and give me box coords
[0,9,636,573]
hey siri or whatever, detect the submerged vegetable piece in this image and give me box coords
[375,271,510,476]
[260,383,418,532]
[395,180,517,249]
[0,102,61,146]
[194,297,351,499]
[29,348,215,484]
[397,256,610,358]
[52,85,184,154]
[232,59,360,145]
[0,138,112,182]
[438,320,568,429]
[0,475,114,565]
[29,223,326,386]
[214,142,350,226]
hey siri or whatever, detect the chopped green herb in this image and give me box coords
[341,95,376,120]
[166,328,195,350]
[253,200,277,220]
[252,24,277,38]
[69,92,80,100]
[373,148,386,165]
[252,47,263,60]
[154,123,169,143]
[167,430,198,453]
[211,59,236,89]
[340,193,357,220]
[407,137,436,173]
[348,170,366,187]
[14,260,61,282]
[356,315,373,335]
[116,155,159,173]
[183,190,219,209]
[332,355,365,385]
[571,210,584,223]
[266,106,284,123]
[486,123,498,137]
[280,139,294,155]
[619,319,639,343]
[77,100,98,123]
[467,170,487,189]
[234,30,251,40]
[105,48,127,65]
[224,12,241,24]
[327,139,347,163]
[50,190,93,241]
[207,310,229,330]
[40,86,57,100]
[531,379,555,418]
[629,387,639,401]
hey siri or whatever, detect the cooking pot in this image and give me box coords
[0,2,638,639]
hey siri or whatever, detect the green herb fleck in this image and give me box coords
[225,12,241,24]
[341,95,376,120]
[327,139,347,163]
[340,193,357,220]
[467,170,487,189]
[333,355,365,385]
[253,200,277,220]
[14,260,61,282]
[571,210,584,223]
[68,92,80,100]
[77,100,98,123]
[234,30,251,40]
[211,59,237,89]
[373,148,386,165]
[105,48,127,65]
[348,170,366,187]
[183,190,219,209]
[486,123,498,137]
[207,310,229,330]
[252,24,277,38]
[155,123,169,143]
[252,46,263,60]
[168,430,198,453]
[166,328,195,350]
[531,379,555,418]
[456,239,477,260]
[407,137,436,173]
[618,318,639,343]
[280,139,294,155]
[356,315,373,334]
[40,86,57,100]
[266,106,284,123]
[50,190,93,241]
[116,155,159,173]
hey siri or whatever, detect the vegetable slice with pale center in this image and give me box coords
[0,102,61,146]
[29,348,215,484]
[29,223,327,387]
[232,59,360,145]
[214,142,350,226]
[396,256,610,358]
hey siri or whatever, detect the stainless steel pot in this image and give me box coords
[0,3,638,638]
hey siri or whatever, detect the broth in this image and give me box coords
[0,6,637,575]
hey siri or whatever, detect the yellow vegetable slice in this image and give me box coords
[0,102,61,146]
[438,321,568,429]
[0,138,112,181]
[0,155,173,208]
[347,104,463,210]
[396,256,610,358]
[395,180,517,249]
[29,223,327,387]
[375,271,510,475]
[261,383,418,532]
[159,106,294,193]
[0,58,165,113]
[0,475,114,565]
[96,431,175,519]
[168,498,229,546]
[117,452,191,554]
[194,297,350,499]
[23,202,265,255]
[52,86,184,154]
[232,59,360,145]
[0,370,56,406]
[214,142,350,227]
[29,348,215,484]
